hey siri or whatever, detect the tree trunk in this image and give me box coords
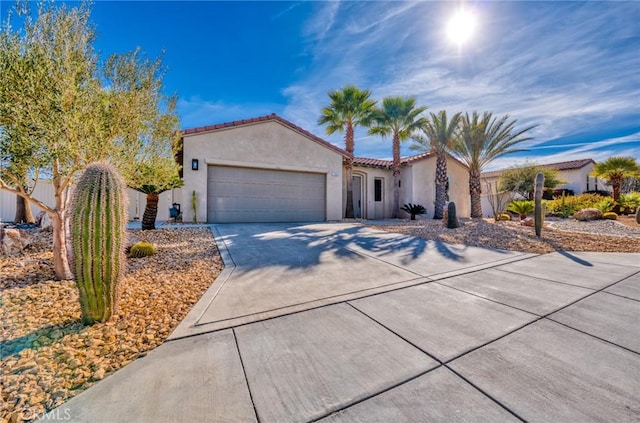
[433,154,447,219]
[15,192,35,224]
[392,133,401,218]
[612,177,621,202]
[469,169,483,218]
[344,124,355,219]
[142,193,159,230]
[52,211,73,280]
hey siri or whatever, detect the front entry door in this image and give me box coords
[352,175,362,218]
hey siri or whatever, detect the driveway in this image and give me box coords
[51,223,640,422]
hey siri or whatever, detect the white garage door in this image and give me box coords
[207,166,326,223]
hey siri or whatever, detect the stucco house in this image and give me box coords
[479,158,612,217]
[179,113,470,223]
[480,158,611,195]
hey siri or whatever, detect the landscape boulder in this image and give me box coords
[1,228,30,256]
[573,208,603,222]
[37,211,53,231]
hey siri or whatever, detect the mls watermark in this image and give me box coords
[38,408,72,421]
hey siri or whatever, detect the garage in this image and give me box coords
[207,166,326,223]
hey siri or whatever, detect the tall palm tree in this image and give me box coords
[318,85,376,218]
[368,96,428,218]
[411,110,462,219]
[451,111,536,218]
[592,156,640,202]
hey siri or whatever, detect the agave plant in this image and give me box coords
[507,200,535,220]
[401,203,427,220]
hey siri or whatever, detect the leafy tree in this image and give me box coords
[591,156,640,202]
[369,97,428,218]
[0,2,178,279]
[499,164,563,200]
[450,112,536,218]
[411,110,462,219]
[318,85,376,218]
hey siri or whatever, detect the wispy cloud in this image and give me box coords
[282,1,640,162]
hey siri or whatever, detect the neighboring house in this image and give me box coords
[479,158,612,217]
[179,114,470,223]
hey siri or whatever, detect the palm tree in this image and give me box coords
[318,85,376,218]
[368,97,428,218]
[451,111,536,218]
[411,110,462,219]
[591,156,640,202]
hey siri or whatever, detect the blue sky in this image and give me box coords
[2,1,639,170]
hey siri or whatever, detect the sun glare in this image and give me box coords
[447,9,476,46]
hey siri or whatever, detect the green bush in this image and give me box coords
[507,200,534,219]
[546,193,607,217]
[594,197,616,213]
[603,212,618,220]
[130,242,156,258]
[619,192,640,214]
[401,203,427,220]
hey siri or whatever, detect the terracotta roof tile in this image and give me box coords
[181,114,348,157]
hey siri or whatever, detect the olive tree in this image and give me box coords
[0,2,179,279]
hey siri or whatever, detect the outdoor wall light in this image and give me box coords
[191,159,199,171]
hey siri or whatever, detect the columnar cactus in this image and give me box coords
[534,172,545,237]
[70,162,127,325]
[446,202,460,229]
[636,206,640,224]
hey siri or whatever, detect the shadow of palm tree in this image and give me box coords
[1,320,86,359]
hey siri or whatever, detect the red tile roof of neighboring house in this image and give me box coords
[353,152,469,169]
[481,158,595,179]
[182,113,349,157]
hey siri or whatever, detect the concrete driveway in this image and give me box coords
[52,223,640,422]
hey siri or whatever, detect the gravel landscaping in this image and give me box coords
[371,215,640,254]
[1,228,223,423]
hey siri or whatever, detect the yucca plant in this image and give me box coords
[401,203,427,220]
[507,200,534,220]
[70,162,127,325]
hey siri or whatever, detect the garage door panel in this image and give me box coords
[207,166,326,223]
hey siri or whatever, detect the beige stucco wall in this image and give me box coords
[182,120,344,223]
[557,165,610,194]
[406,157,470,218]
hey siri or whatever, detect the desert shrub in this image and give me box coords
[594,197,616,213]
[130,241,156,258]
[619,192,640,214]
[401,203,427,220]
[603,212,618,220]
[507,200,534,219]
[546,193,607,216]
[573,208,603,221]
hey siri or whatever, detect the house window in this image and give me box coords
[374,178,383,202]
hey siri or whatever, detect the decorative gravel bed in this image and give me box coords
[1,228,223,423]
[370,217,640,254]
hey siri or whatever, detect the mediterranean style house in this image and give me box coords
[0,114,471,223]
[178,113,470,223]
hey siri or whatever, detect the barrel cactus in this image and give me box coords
[534,172,544,237]
[130,241,156,258]
[446,202,460,229]
[70,162,127,325]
